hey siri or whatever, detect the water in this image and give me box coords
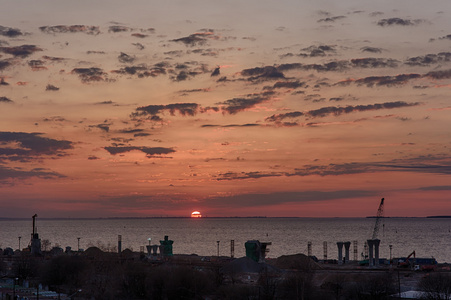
[1,217,450,263]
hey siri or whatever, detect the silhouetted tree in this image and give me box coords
[258,266,279,300]
[350,272,396,300]
[13,253,41,281]
[418,272,451,300]
[41,255,86,293]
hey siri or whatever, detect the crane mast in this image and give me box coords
[371,198,385,239]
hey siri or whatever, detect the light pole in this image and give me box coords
[389,245,393,261]
[69,289,82,300]
[148,237,151,246]
[217,241,220,257]
[18,236,21,251]
[77,237,80,251]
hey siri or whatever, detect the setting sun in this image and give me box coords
[191,211,202,218]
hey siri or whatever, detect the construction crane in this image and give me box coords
[371,198,385,239]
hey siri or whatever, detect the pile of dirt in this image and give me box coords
[222,257,279,274]
[83,246,105,258]
[268,253,321,270]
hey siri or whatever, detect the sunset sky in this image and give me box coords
[1,0,450,218]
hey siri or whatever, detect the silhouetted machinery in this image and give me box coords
[30,214,41,255]
[245,240,271,262]
[371,198,385,239]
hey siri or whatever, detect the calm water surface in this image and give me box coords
[0,218,450,263]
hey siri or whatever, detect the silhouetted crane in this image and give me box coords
[371,198,385,239]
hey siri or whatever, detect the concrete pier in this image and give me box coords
[337,242,344,264]
[344,241,351,263]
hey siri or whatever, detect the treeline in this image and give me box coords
[1,250,451,299]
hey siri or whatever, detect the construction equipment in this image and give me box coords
[371,198,385,239]
[399,251,416,268]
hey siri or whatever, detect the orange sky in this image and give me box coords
[0,0,450,218]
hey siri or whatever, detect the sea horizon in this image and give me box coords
[1,215,449,221]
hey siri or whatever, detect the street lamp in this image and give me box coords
[69,289,82,300]
[18,236,21,251]
[77,237,80,251]
[217,241,220,257]
[148,237,152,246]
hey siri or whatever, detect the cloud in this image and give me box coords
[377,18,424,26]
[0,131,73,162]
[131,33,148,38]
[338,73,422,87]
[201,123,260,128]
[108,25,130,33]
[133,103,200,117]
[45,84,59,91]
[418,185,451,191]
[265,111,304,123]
[240,66,285,81]
[264,80,307,90]
[318,16,346,23]
[118,52,135,63]
[204,190,376,207]
[132,42,145,50]
[277,58,398,74]
[39,25,101,35]
[28,60,47,71]
[94,100,115,105]
[0,165,65,185]
[300,45,336,57]
[404,52,451,66]
[266,101,420,123]
[215,171,284,181]
[351,58,399,68]
[178,88,211,95]
[0,45,43,58]
[438,34,451,41]
[133,93,272,119]
[71,67,109,83]
[360,46,383,53]
[87,51,106,55]
[169,62,210,82]
[0,78,9,85]
[307,101,420,117]
[276,63,303,71]
[0,26,23,37]
[111,64,166,78]
[302,61,350,72]
[0,96,13,103]
[42,116,66,122]
[214,155,451,182]
[217,91,274,114]
[42,55,67,62]
[0,59,12,70]
[89,124,110,132]
[171,29,233,46]
[104,146,175,157]
[171,32,211,46]
[424,69,451,79]
[118,128,146,135]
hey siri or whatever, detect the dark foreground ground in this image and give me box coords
[0,248,450,299]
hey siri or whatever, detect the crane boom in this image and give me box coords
[371,198,385,239]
